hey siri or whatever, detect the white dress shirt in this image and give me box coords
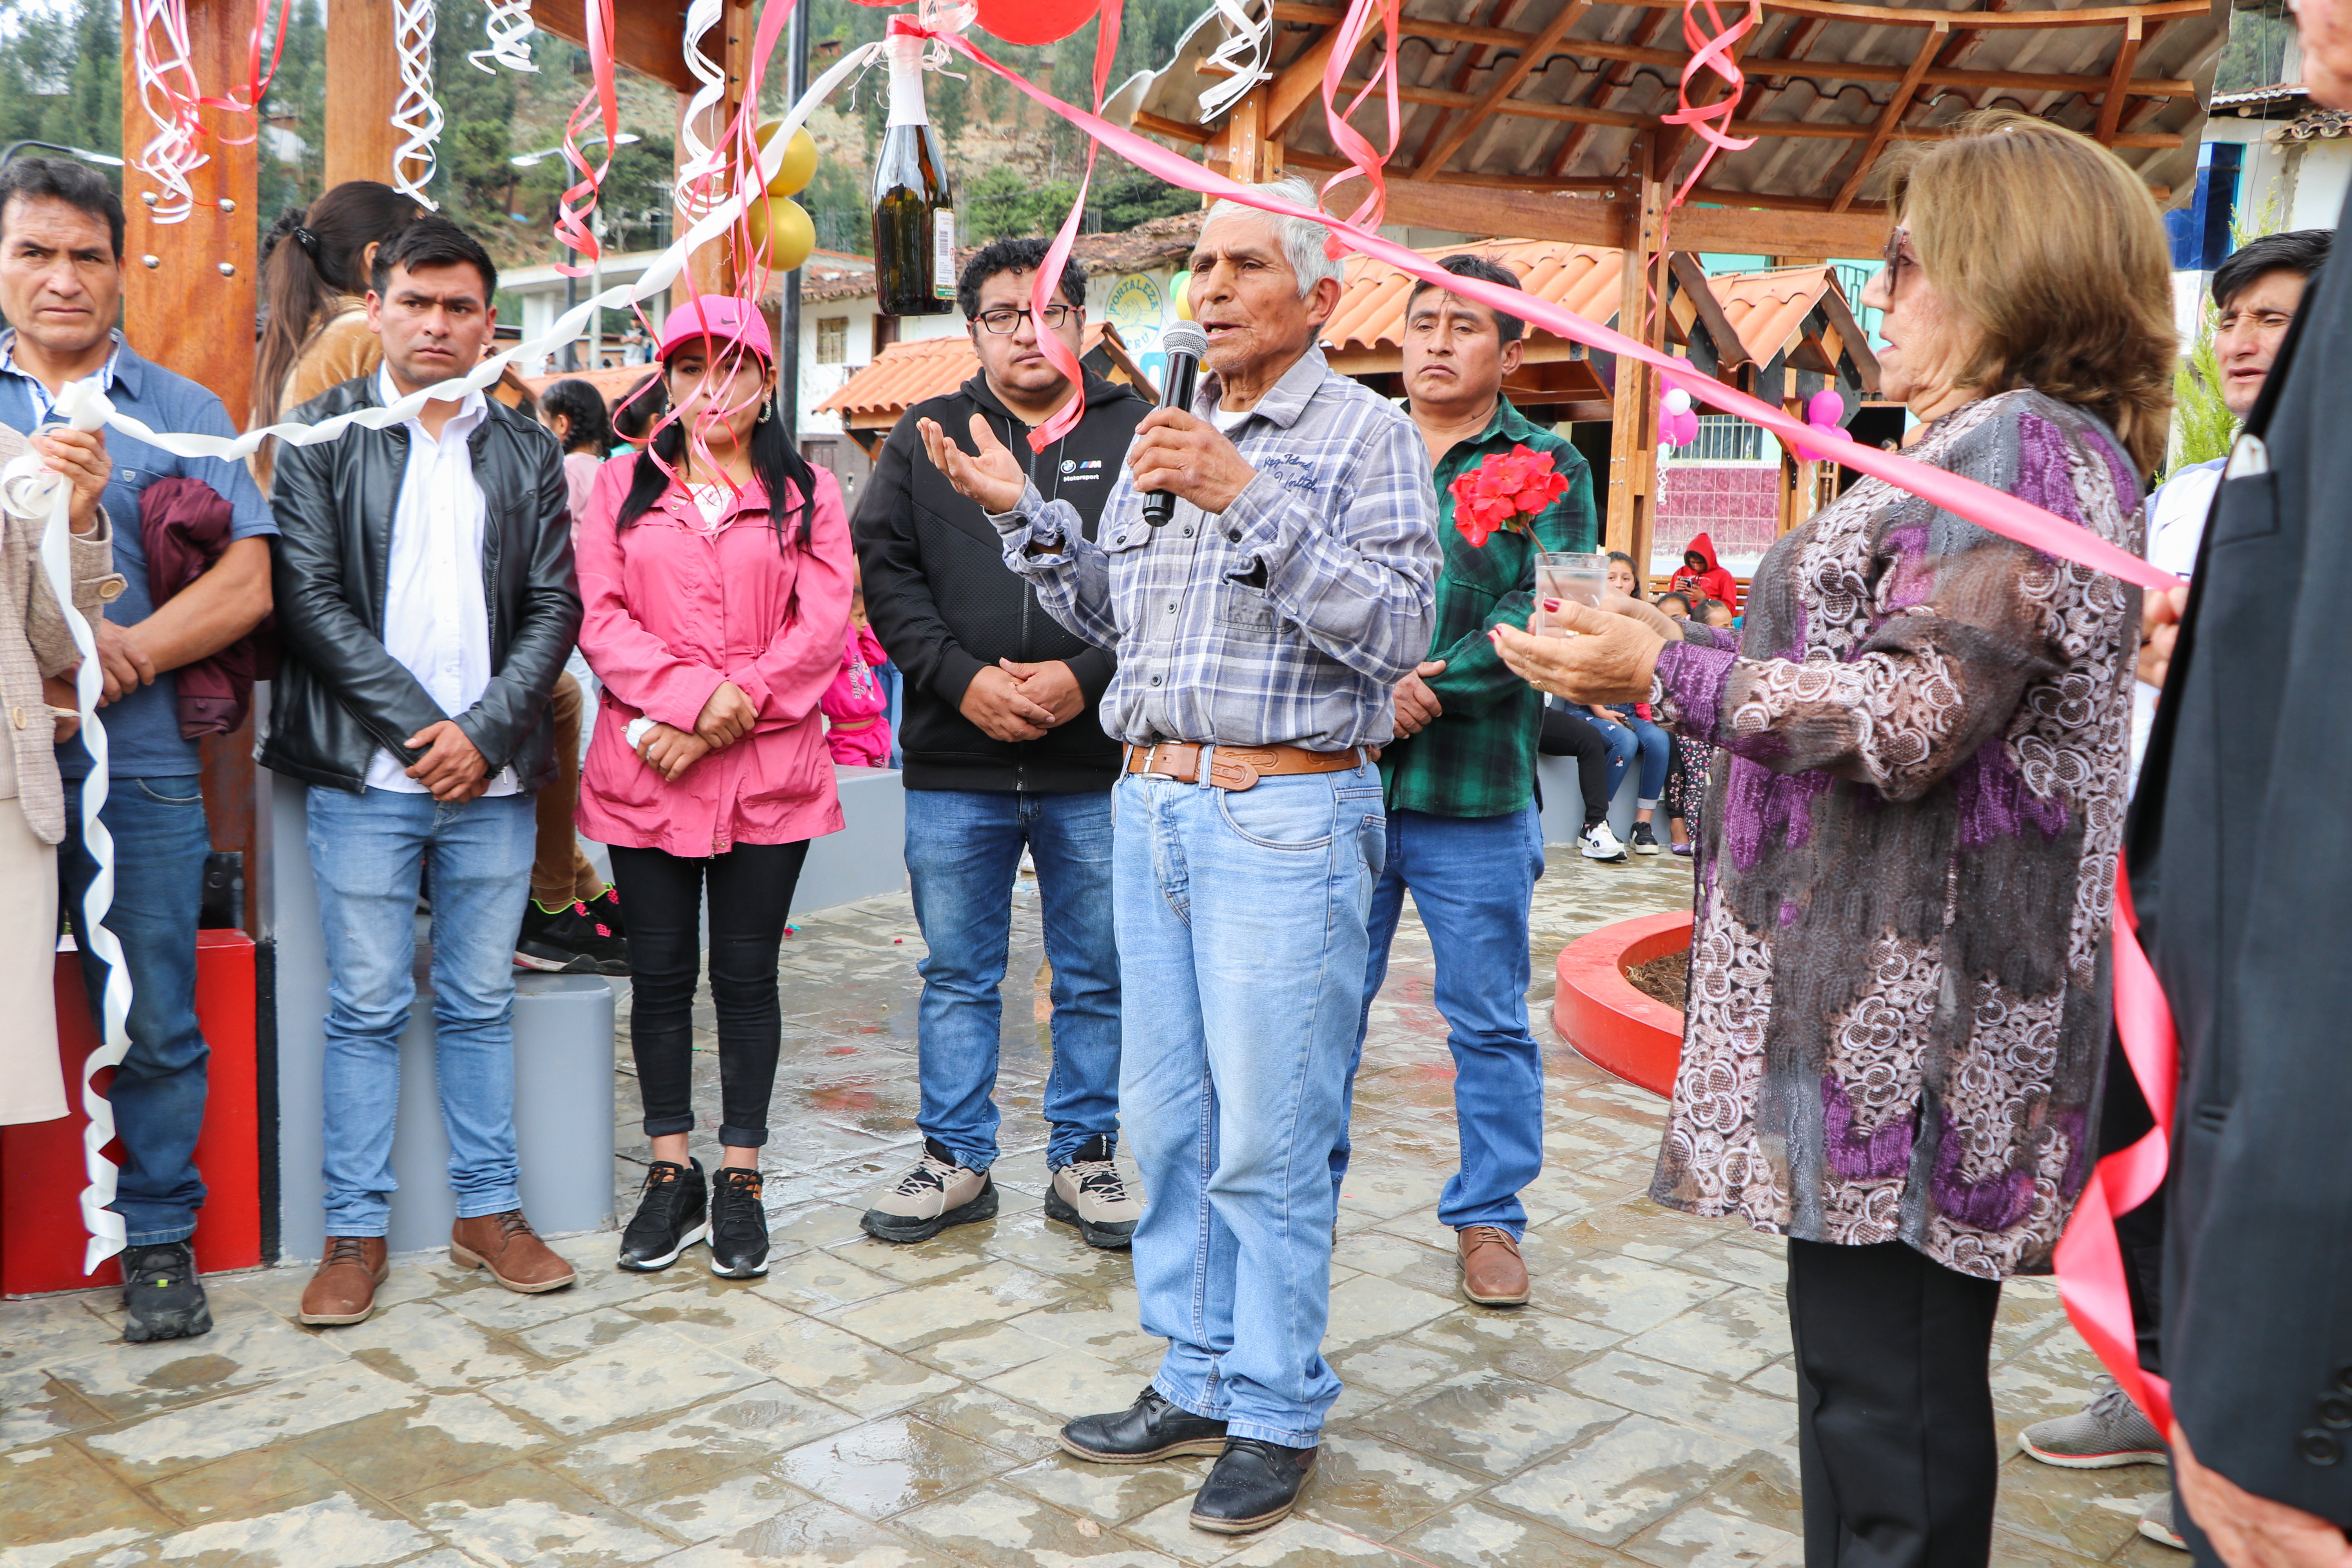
[2127,456,2222,793]
[365,365,517,795]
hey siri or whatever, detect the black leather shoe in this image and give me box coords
[1190,1438,1318,1535]
[122,1241,212,1343]
[1059,1387,1229,1465]
[618,1158,706,1270]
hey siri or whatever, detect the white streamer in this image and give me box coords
[3,392,136,1276]
[673,0,731,221]
[392,0,445,209]
[469,0,538,74]
[128,0,209,225]
[1197,0,1275,120]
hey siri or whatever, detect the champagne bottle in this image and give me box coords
[871,23,956,317]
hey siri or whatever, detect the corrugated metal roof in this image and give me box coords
[814,322,1151,423]
[1133,0,2225,215]
[1321,239,1631,350]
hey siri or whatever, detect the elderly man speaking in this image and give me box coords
[920,177,1439,1535]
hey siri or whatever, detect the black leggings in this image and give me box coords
[1538,703,1612,824]
[609,840,809,1149]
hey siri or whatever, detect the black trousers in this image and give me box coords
[1537,703,1612,823]
[609,839,809,1149]
[1788,1238,2005,1568]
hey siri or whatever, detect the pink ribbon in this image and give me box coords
[1659,0,1760,208]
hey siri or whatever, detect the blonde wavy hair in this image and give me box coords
[1883,112,2176,475]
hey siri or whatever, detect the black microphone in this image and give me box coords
[1142,321,1207,529]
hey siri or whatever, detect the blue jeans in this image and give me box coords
[1596,708,1670,806]
[903,788,1121,1171]
[1333,806,1546,1238]
[1116,764,1386,1447]
[58,775,213,1247]
[306,787,536,1237]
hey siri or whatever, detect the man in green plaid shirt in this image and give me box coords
[1332,254,1597,1309]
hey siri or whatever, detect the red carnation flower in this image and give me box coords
[1450,445,1566,547]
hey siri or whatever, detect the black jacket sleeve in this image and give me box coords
[854,409,986,710]
[455,427,583,770]
[268,431,449,761]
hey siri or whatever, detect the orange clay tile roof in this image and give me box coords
[1706,267,1845,368]
[1320,240,1630,353]
[815,322,1144,423]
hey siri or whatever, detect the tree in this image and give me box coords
[800,158,870,255]
[257,0,327,227]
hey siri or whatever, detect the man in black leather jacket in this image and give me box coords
[264,218,582,1327]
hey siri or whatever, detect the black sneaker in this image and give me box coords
[121,1241,212,1343]
[1060,1387,1230,1464]
[618,1158,707,1270]
[1191,1438,1318,1535]
[516,899,630,976]
[1630,820,1661,855]
[708,1166,771,1278]
[583,884,627,940]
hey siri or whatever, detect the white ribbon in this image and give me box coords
[128,0,208,225]
[673,0,731,221]
[469,0,539,74]
[392,0,445,209]
[1197,0,1275,120]
[3,388,136,1276]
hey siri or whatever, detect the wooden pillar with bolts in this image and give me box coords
[678,0,755,297]
[1604,136,1666,570]
[1213,89,1266,189]
[120,0,262,934]
[322,0,405,189]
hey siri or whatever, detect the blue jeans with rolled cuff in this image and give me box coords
[1116,760,1385,1448]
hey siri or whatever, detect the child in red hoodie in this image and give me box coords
[1667,531,1739,611]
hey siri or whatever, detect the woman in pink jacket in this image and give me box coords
[575,296,852,1280]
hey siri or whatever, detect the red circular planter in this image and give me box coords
[1552,909,1693,1099]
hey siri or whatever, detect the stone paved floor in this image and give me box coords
[2,848,2180,1568]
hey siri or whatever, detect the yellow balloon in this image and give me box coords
[746,192,815,272]
[753,122,818,197]
[1171,270,1194,321]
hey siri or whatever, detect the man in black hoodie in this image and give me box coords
[853,239,1150,1250]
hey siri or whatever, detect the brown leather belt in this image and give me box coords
[1122,741,1375,792]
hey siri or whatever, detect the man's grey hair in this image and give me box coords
[1201,177,1345,299]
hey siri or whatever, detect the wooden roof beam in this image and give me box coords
[1598,0,2201,26]
[1263,5,2192,96]
[1834,19,1940,213]
[1134,109,1214,143]
[1267,26,1349,139]
[1414,0,1595,178]
[2096,16,2145,143]
[530,0,699,94]
[1406,0,1538,170]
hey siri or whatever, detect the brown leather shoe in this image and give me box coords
[451,1209,577,1294]
[298,1236,389,1326]
[1457,1225,1530,1307]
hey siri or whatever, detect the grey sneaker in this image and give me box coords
[860,1137,997,1243]
[2138,1491,2186,1551]
[1046,1135,1140,1250]
[2019,1380,2167,1468]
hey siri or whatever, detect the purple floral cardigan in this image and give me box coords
[1646,389,2142,1280]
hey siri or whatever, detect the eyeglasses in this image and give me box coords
[973,304,1076,335]
[1881,226,1915,293]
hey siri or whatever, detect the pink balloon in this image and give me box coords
[1806,388,1846,429]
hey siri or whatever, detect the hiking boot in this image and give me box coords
[1191,1438,1318,1535]
[1060,1386,1229,1464]
[298,1236,389,1326]
[1630,820,1661,855]
[1046,1134,1140,1249]
[708,1166,771,1278]
[618,1158,706,1271]
[860,1137,996,1243]
[1579,820,1628,862]
[516,898,630,977]
[2138,1490,2187,1550]
[2019,1379,2167,1468]
[120,1241,212,1343]
[451,1209,577,1294]
[1457,1225,1530,1306]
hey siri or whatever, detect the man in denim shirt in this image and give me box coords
[921,176,1438,1535]
[0,158,274,1343]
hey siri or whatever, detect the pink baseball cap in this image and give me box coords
[656,295,773,365]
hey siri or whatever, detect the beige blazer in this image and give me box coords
[0,425,124,842]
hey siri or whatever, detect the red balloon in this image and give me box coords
[973,0,1100,46]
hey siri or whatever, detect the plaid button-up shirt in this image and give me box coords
[993,346,1439,751]
[1379,397,1597,818]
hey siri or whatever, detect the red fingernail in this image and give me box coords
[1544,598,1562,612]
